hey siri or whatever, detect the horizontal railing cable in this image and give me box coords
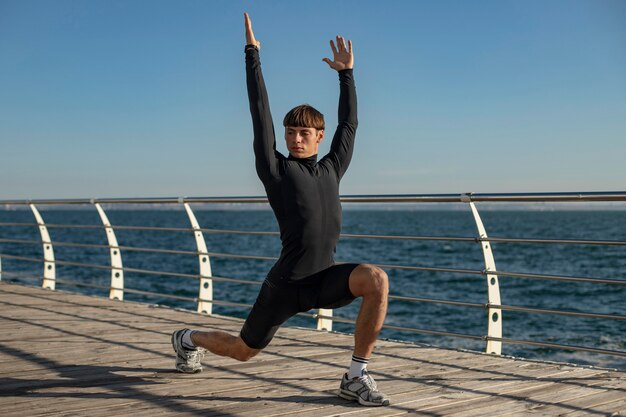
[0,254,46,264]
[494,304,626,321]
[0,238,123,252]
[0,223,269,235]
[0,254,240,282]
[388,294,626,321]
[113,225,198,233]
[480,236,626,246]
[0,270,41,281]
[382,324,486,340]
[389,294,485,309]
[0,222,103,230]
[0,238,278,261]
[339,233,476,242]
[317,313,487,341]
[376,263,484,275]
[494,269,626,285]
[487,336,626,358]
[196,228,278,236]
[0,222,40,228]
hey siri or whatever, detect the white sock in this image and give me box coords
[347,355,369,379]
[181,329,197,350]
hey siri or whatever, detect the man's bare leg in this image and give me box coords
[191,331,261,362]
[349,264,389,359]
[171,327,260,374]
[339,263,390,406]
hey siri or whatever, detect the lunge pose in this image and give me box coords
[172,13,390,407]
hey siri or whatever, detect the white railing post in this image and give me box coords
[94,202,124,300]
[30,204,56,290]
[183,201,213,315]
[462,194,503,355]
[317,309,333,331]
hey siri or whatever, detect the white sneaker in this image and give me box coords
[339,370,390,406]
[171,328,205,373]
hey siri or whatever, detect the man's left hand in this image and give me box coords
[323,35,353,71]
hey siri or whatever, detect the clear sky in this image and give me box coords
[1,0,624,199]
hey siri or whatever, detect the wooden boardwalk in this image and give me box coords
[0,282,625,416]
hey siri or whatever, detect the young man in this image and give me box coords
[171,13,390,407]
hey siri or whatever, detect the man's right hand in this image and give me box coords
[244,12,261,50]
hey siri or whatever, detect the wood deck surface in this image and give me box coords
[1,282,624,416]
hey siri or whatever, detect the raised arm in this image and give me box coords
[245,13,281,183]
[322,36,358,179]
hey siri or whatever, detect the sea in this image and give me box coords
[1,206,625,370]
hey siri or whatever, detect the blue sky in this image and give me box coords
[1,0,624,199]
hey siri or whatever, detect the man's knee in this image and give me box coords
[233,337,262,362]
[234,348,260,362]
[350,264,389,297]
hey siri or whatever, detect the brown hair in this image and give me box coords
[283,104,325,130]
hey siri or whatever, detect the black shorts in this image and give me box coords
[240,263,359,349]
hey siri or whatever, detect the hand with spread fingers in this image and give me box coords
[244,12,261,50]
[323,36,354,71]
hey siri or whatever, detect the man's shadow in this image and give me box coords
[0,343,353,416]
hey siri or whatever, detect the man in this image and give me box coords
[171,13,390,407]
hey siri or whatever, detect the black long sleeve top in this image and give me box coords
[245,46,358,281]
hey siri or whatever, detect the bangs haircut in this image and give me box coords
[283,104,325,130]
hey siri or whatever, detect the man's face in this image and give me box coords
[285,126,324,158]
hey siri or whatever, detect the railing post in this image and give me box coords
[317,309,333,331]
[462,194,503,355]
[94,202,124,300]
[29,204,56,290]
[183,201,213,315]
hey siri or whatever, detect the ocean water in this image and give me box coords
[1,207,625,369]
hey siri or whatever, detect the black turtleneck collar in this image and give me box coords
[288,154,318,167]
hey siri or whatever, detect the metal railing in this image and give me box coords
[1,192,625,363]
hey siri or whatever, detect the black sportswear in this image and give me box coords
[240,263,358,349]
[240,45,359,349]
[245,45,358,282]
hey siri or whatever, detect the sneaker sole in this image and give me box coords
[176,363,203,373]
[338,389,389,407]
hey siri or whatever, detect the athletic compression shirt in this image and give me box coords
[245,45,358,281]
